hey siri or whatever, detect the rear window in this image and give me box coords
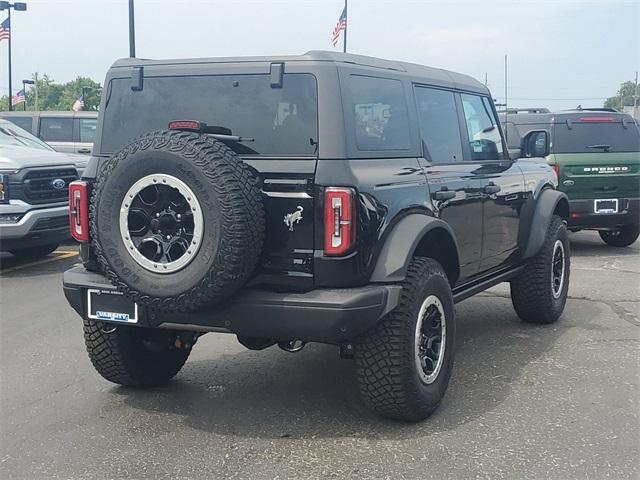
[101,73,318,156]
[553,120,640,153]
[4,116,34,133]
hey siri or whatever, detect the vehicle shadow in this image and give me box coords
[118,295,586,440]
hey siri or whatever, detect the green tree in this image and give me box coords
[0,74,102,112]
[604,80,637,110]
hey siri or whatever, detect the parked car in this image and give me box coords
[62,51,570,422]
[0,119,81,257]
[0,111,98,155]
[501,108,640,246]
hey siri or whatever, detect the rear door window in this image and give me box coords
[39,118,74,142]
[553,119,640,153]
[461,94,504,161]
[414,86,463,163]
[347,75,410,151]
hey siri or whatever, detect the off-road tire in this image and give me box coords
[511,215,569,324]
[9,243,59,258]
[599,225,639,247]
[91,129,264,311]
[83,318,191,387]
[355,257,456,422]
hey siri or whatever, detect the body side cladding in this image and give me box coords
[521,188,569,259]
[370,214,461,284]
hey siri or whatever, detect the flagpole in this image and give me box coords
[343,0,347,53]
[7,8,12,111]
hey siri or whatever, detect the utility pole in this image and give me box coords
[0,2,28,111]
[128,0,135,57]
[634,71,638,109]
[33,71,38,111]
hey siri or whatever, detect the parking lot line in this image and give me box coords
[0,251,78,274]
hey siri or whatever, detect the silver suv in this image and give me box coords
[0,119,83,258]
[0,111,98,155]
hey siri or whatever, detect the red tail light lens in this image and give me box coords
[551,164,560,180]
[168,120,203,131]
[69,180,89,242]
[324,187,356,256]
[579,116,615,122]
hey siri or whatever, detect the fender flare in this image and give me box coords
[370,214,460,282]
[520,189,569,259]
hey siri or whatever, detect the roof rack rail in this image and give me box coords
[497,107,550,114]
[571,107,619,113]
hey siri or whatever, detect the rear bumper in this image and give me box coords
[568,198,639,229]
[62,265,401,344]
[0,205,70,250]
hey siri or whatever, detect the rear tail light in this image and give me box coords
[324,187,356,256]
[69,180,89,242]
[551,164,561,180]
[579,116,615,122]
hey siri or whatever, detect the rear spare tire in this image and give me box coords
[91,130,264,311]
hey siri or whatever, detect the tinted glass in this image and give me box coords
[553,121,640,153]
[79,118,97,143]
[461,94,504,160]
[348,75,410,151]
[414,87,463,163]
[39,118,74,142]
[5,116,34,133]
[102,74,318,156]
[0,121,54,150]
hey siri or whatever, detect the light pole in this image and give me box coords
[128,0,135,57]
[22,78,33,111]
[0,1,27,111]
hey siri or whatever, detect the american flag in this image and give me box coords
[72,95,84,112]
[331,6,347,47]
[0,17,9,42]
[11,89,25,107]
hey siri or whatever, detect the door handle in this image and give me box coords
[432,189,456,201]
[484,183,501,194]
[77,148,91,154]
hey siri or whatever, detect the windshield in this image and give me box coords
[102,73,318,156]
[553,121,640,154]
[0,122,54,151]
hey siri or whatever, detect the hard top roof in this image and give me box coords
[110,50,487,93]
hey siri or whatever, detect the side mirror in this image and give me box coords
[521,130,550,158]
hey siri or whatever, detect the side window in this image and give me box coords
[39,118,73,142]
[6,116,34,133]
[348,75,410,151]
[460,94,504,161]
[414,87,463,163]
[79,118,97,143]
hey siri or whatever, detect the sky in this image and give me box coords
[1,0,638,111]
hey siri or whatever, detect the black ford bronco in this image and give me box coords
[63,51,570,422]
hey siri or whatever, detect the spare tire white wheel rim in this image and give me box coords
[415,294,446,384]
[119,174,204,273]
[551,239,566,299]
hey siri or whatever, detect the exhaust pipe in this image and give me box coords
[278,340,306,353]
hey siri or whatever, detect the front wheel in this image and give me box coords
[511,215,570,324]
[83,319,193,387]
[355,257,456,422]
[599,225,639,247]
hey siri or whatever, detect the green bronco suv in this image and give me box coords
[502,108,640,247]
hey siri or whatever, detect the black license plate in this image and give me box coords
[87,289,138,323]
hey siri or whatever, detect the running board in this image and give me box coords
[452,265,524,304]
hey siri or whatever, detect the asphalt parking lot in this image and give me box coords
[1,231,638,480]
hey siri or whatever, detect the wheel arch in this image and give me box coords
[519,188,569,259]
[370,214,461,285]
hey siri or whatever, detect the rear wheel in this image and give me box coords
[599,225,639,247]
[83,319,193,388]
[355,257,456,422]
[9,243,59,259]
[511,215,570,324]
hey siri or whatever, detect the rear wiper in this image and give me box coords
[209,133,255,143]
[587,144,611,152]
[168,120,254,143]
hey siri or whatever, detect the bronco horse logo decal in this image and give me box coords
[283,206,304,231]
